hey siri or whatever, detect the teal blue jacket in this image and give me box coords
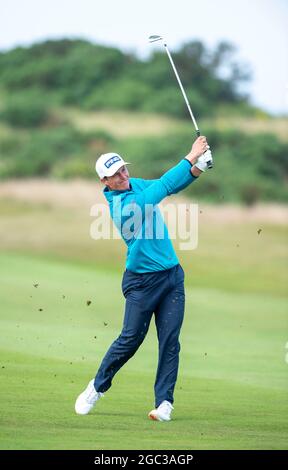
[103,159,197,273]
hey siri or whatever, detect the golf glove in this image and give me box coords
[195,149,213,172]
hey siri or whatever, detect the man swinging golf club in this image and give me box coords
[75,137,213,421]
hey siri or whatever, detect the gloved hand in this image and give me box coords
[194,149,213,172]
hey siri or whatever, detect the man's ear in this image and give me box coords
[100,177,110,189]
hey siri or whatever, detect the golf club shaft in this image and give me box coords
[163,43,200,136]
[149,35,212,168]
[164,42,213,168]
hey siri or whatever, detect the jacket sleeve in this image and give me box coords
[127,159,197,210]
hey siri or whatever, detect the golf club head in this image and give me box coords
[148,35,163,43]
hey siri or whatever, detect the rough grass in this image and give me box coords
[55,108,288,141]
[202,116,288,142]
[56,108,186,137]
[0,196,287,296]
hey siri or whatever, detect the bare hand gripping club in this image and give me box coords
[149,35,213,169]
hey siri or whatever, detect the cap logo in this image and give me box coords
[105,155,121,169]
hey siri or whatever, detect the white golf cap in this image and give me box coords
[95,152,130,179]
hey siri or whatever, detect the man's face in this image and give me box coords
[102,165,130,191]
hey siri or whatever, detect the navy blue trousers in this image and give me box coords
[94,264,185,407]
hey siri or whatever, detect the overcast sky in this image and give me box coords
[1,0,287,114]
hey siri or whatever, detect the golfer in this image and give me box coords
[75,136,213,421]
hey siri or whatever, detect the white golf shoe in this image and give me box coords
[148,400,174,422]
[75,379,103,415]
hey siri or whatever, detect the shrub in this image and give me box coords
[0,91,50,127]
[83,79,153,111]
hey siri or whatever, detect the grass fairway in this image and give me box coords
[0,248,287,450]
[0,190,287,449]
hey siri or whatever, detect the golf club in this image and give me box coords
[149,35,213,169]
